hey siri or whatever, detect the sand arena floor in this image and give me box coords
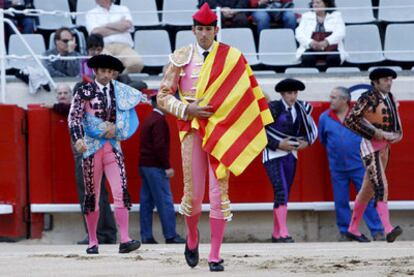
[1,241,414,276]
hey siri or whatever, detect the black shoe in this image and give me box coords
[119,240,141,253]
[338,233,352,242]
[386,226,402,243]
[184,241,199,268]
[142,238,158,244]
[208,261,224,272]
[77,236,89,245]
[372,232,386,241]
[345,232,370,242]
[271,236,280,243]
[86,245,99,254]
[278,236,295,243]
[166,235,185,244]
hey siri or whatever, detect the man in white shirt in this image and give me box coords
[86,0,143,73]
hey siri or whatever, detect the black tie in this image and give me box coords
[203,51,209,61]
[103,87,110,109]
[287,107,293,125]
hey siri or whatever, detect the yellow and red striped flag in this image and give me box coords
[187,41,273,179]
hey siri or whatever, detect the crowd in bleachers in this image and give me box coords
[3,0,414,78]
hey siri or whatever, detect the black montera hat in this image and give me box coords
[87,54,125,72]
[275,78,305,93]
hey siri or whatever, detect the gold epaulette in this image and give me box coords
[169,44,193,67]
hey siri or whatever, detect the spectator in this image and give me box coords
[250,0,296,34]
[41,84,72,114]
[80,33,105,80]
[139,92,185,245]
[295,0,346,68]
[318,87,385,242]
[3,0,37,48]
[198,0,250,28]
[43,27,81,78]
[85,0,144,73]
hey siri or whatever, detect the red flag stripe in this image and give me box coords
[220,115,263,166]
[249,74,258,88]
[206,44,230,90]
[207,55,246,109]
[257,97,268,112]
[203,88,255,152]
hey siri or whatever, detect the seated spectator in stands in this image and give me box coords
[198,0,250,28]
[3,0,37,48]
[295,0,346,68]
[43,27,81,78]
[86,0,144,73]
[250,0,296,34]
[41,83,72,114]
[80,33,104,81]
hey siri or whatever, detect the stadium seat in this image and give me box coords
[368,66,403,72]
[75,0,95,27]
[285,67,319,74]
[293,0,311,14]
[8,34,46,70]
[344,24,385,64]
[34,0,74,30]
[121,0,160,27]
[378,0,414,22]
[258,29,300,66]
[134,30,171,67]
[220,28,259,66]
[336,0,375,24]
[162,0,198,26]
[175,30,195,49]
[384,24,414,62]
[326,67,361,73]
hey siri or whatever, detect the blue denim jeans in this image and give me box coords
[252,10,297,33]
[139,166,177,240]
[330,167,384,236]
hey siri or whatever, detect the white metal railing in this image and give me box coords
[2,4,414,103]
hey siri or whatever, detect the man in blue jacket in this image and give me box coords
[319,86,384,241]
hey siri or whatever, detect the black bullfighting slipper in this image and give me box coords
[386,226,403,243]
[119,240,141,253]
[184,240,199,268]
[345,232,370,242]
[271,236,280,243]
[278,236,295,243]
[86,245,99,254]
[208,261,224,272]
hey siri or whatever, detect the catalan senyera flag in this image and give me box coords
[178,41,273,179]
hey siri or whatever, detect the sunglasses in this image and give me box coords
[60,39,73,44]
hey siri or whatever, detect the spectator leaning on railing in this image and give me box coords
[295,0,346,69]
[85,0,144,74]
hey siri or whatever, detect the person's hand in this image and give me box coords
[186,98,213,119]
[374,129,385,140]
[120,17,133,29]
[102,122,116,139]
[165,168,174,178]
[310,40,320,50]
[278,138,297,151]
[320,39,329,50]
[67,39,77,53]
[40,103,53,108]
[296,140,309,150]
[258,0,269,6]
[221,7,233,18]
[75,139,87,153]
